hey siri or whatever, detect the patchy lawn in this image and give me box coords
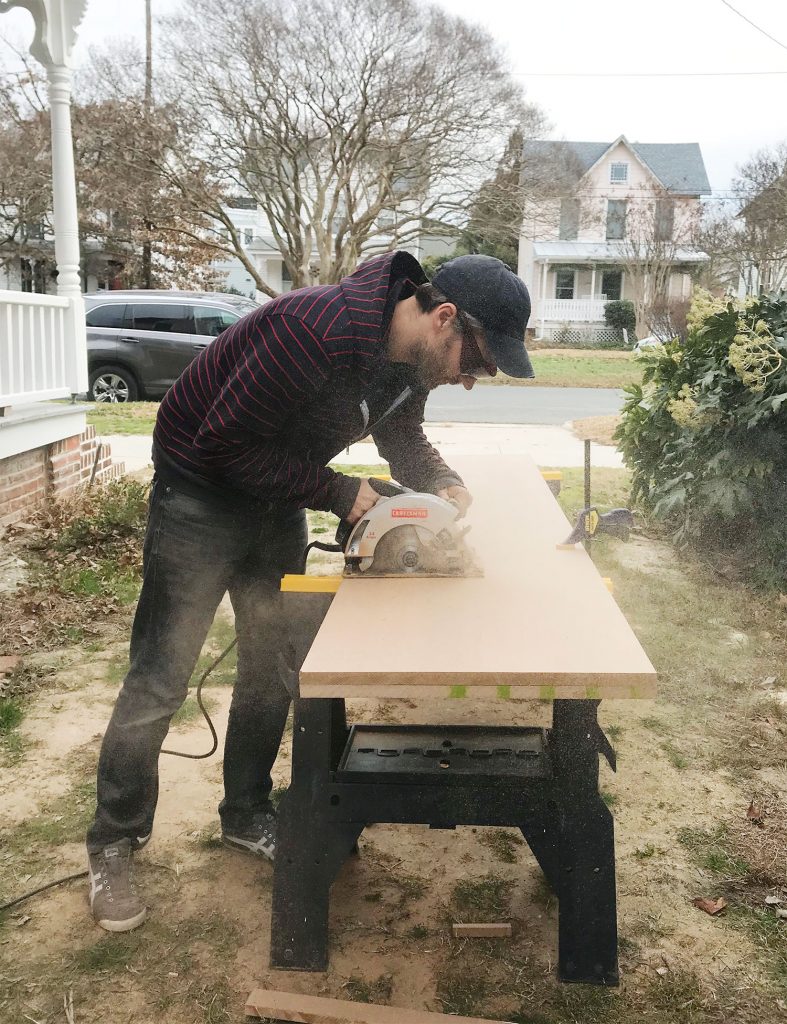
[83,400,160,436]
[485,349,641,390]
[1,468,786,1023]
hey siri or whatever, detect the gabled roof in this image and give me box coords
[522,137,711,196]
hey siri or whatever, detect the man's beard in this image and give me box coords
[413,335,453,390]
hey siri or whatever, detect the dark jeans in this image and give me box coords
[86,480,307,853]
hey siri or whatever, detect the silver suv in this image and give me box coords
[84,291,259,402]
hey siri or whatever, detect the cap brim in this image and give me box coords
[488,331,535,379]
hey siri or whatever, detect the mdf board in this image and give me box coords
[245,988,514,1023]
[299,454,656,699]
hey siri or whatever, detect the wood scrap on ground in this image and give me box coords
[245,988,514,1023]
[452,922,512,938]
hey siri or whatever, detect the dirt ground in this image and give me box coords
[1,516,786,1023]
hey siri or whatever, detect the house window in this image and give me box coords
[610,162,628,183]
[558,198,579,241]
[601,270,622,301]
[606,199,627,240]
[555,268,575,300]
[655,198,674,242]
[23,221,45,241]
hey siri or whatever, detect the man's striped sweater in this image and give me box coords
[152,250,463,519]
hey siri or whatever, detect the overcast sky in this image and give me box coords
[3,0,786,193]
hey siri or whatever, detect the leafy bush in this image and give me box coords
[604,299,636,334]
[614,290,787,586]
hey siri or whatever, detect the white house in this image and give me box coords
[518,136,711,341]
[0,0,122,530]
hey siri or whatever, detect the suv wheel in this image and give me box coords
[89,365,140,403]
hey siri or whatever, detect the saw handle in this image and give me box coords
[334,478,409,550]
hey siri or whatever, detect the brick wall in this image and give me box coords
[0,425,125,529]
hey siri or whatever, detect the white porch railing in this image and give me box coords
[538,298,608,322]
[0,291,88,407]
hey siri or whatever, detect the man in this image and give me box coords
[86,250,532,932]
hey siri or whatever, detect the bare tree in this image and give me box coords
[693,145,787,299]
[158,0,537,294]
[0,35,224,290]
[457,121,548,270]
[0,42,52,277]
[615,188,701,338]
[731,144,787,293]
[693,199,740,294]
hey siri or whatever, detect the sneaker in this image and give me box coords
[88,838,146,932]
[221,811,277,861]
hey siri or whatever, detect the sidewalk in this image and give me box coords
[104,422,624,475]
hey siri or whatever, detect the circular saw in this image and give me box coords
[307,478,481,578]
[343,491,481,577]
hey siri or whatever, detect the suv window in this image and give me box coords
[86,303,128,329]
[194,306,240,337]
[130,303,195,334]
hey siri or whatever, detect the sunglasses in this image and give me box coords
[459,330,497,379]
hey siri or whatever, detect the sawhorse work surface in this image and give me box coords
[298,454,656,699]
[270,454,657,988]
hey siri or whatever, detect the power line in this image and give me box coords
[514,69,787,78]
[719,0,787,53]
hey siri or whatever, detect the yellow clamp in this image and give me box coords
[281,574,343,593]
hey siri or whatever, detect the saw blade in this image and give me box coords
[345,524,481,577]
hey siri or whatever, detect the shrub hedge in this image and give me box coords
[614,289,787,586]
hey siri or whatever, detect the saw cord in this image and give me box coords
[3,520,339,913]
[1,638,239,913]
[0,871,89,913]
[160,635,238,760]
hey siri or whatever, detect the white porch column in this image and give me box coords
[590,264,597,299]
[540,260,548,337]
[48,63,81,298]
[1,0,89,393]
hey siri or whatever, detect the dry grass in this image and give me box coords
[572,414,622,447]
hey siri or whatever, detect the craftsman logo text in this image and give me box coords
[391,508,428,518]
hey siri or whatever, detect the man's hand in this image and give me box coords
[345,478,386,525]
[437,485,472,519]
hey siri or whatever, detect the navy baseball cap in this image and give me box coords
[433,255,534,379]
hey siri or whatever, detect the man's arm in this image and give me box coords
[189,312,360,517]
[371,390,464,494]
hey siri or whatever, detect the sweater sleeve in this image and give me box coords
[372,390,464,493]
[191,312,359,516]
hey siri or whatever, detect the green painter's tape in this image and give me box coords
[496,685,511,700]
[538,685,556,703]
[449,685,467,699]
[585,685,601,700]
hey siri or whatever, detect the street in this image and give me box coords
[425,384,625,424]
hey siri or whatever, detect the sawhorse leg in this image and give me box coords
[551,699,618,986]
[270,698,362,971]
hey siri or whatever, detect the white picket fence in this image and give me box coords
[0,291,88,407]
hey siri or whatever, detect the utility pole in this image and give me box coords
[144,0,152,112]
[141,0,153,288]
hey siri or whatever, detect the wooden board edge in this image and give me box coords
[299,674,658,701]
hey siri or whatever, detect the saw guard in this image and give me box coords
[343,494,477,576]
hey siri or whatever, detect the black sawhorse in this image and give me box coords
[270,696,618,986]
